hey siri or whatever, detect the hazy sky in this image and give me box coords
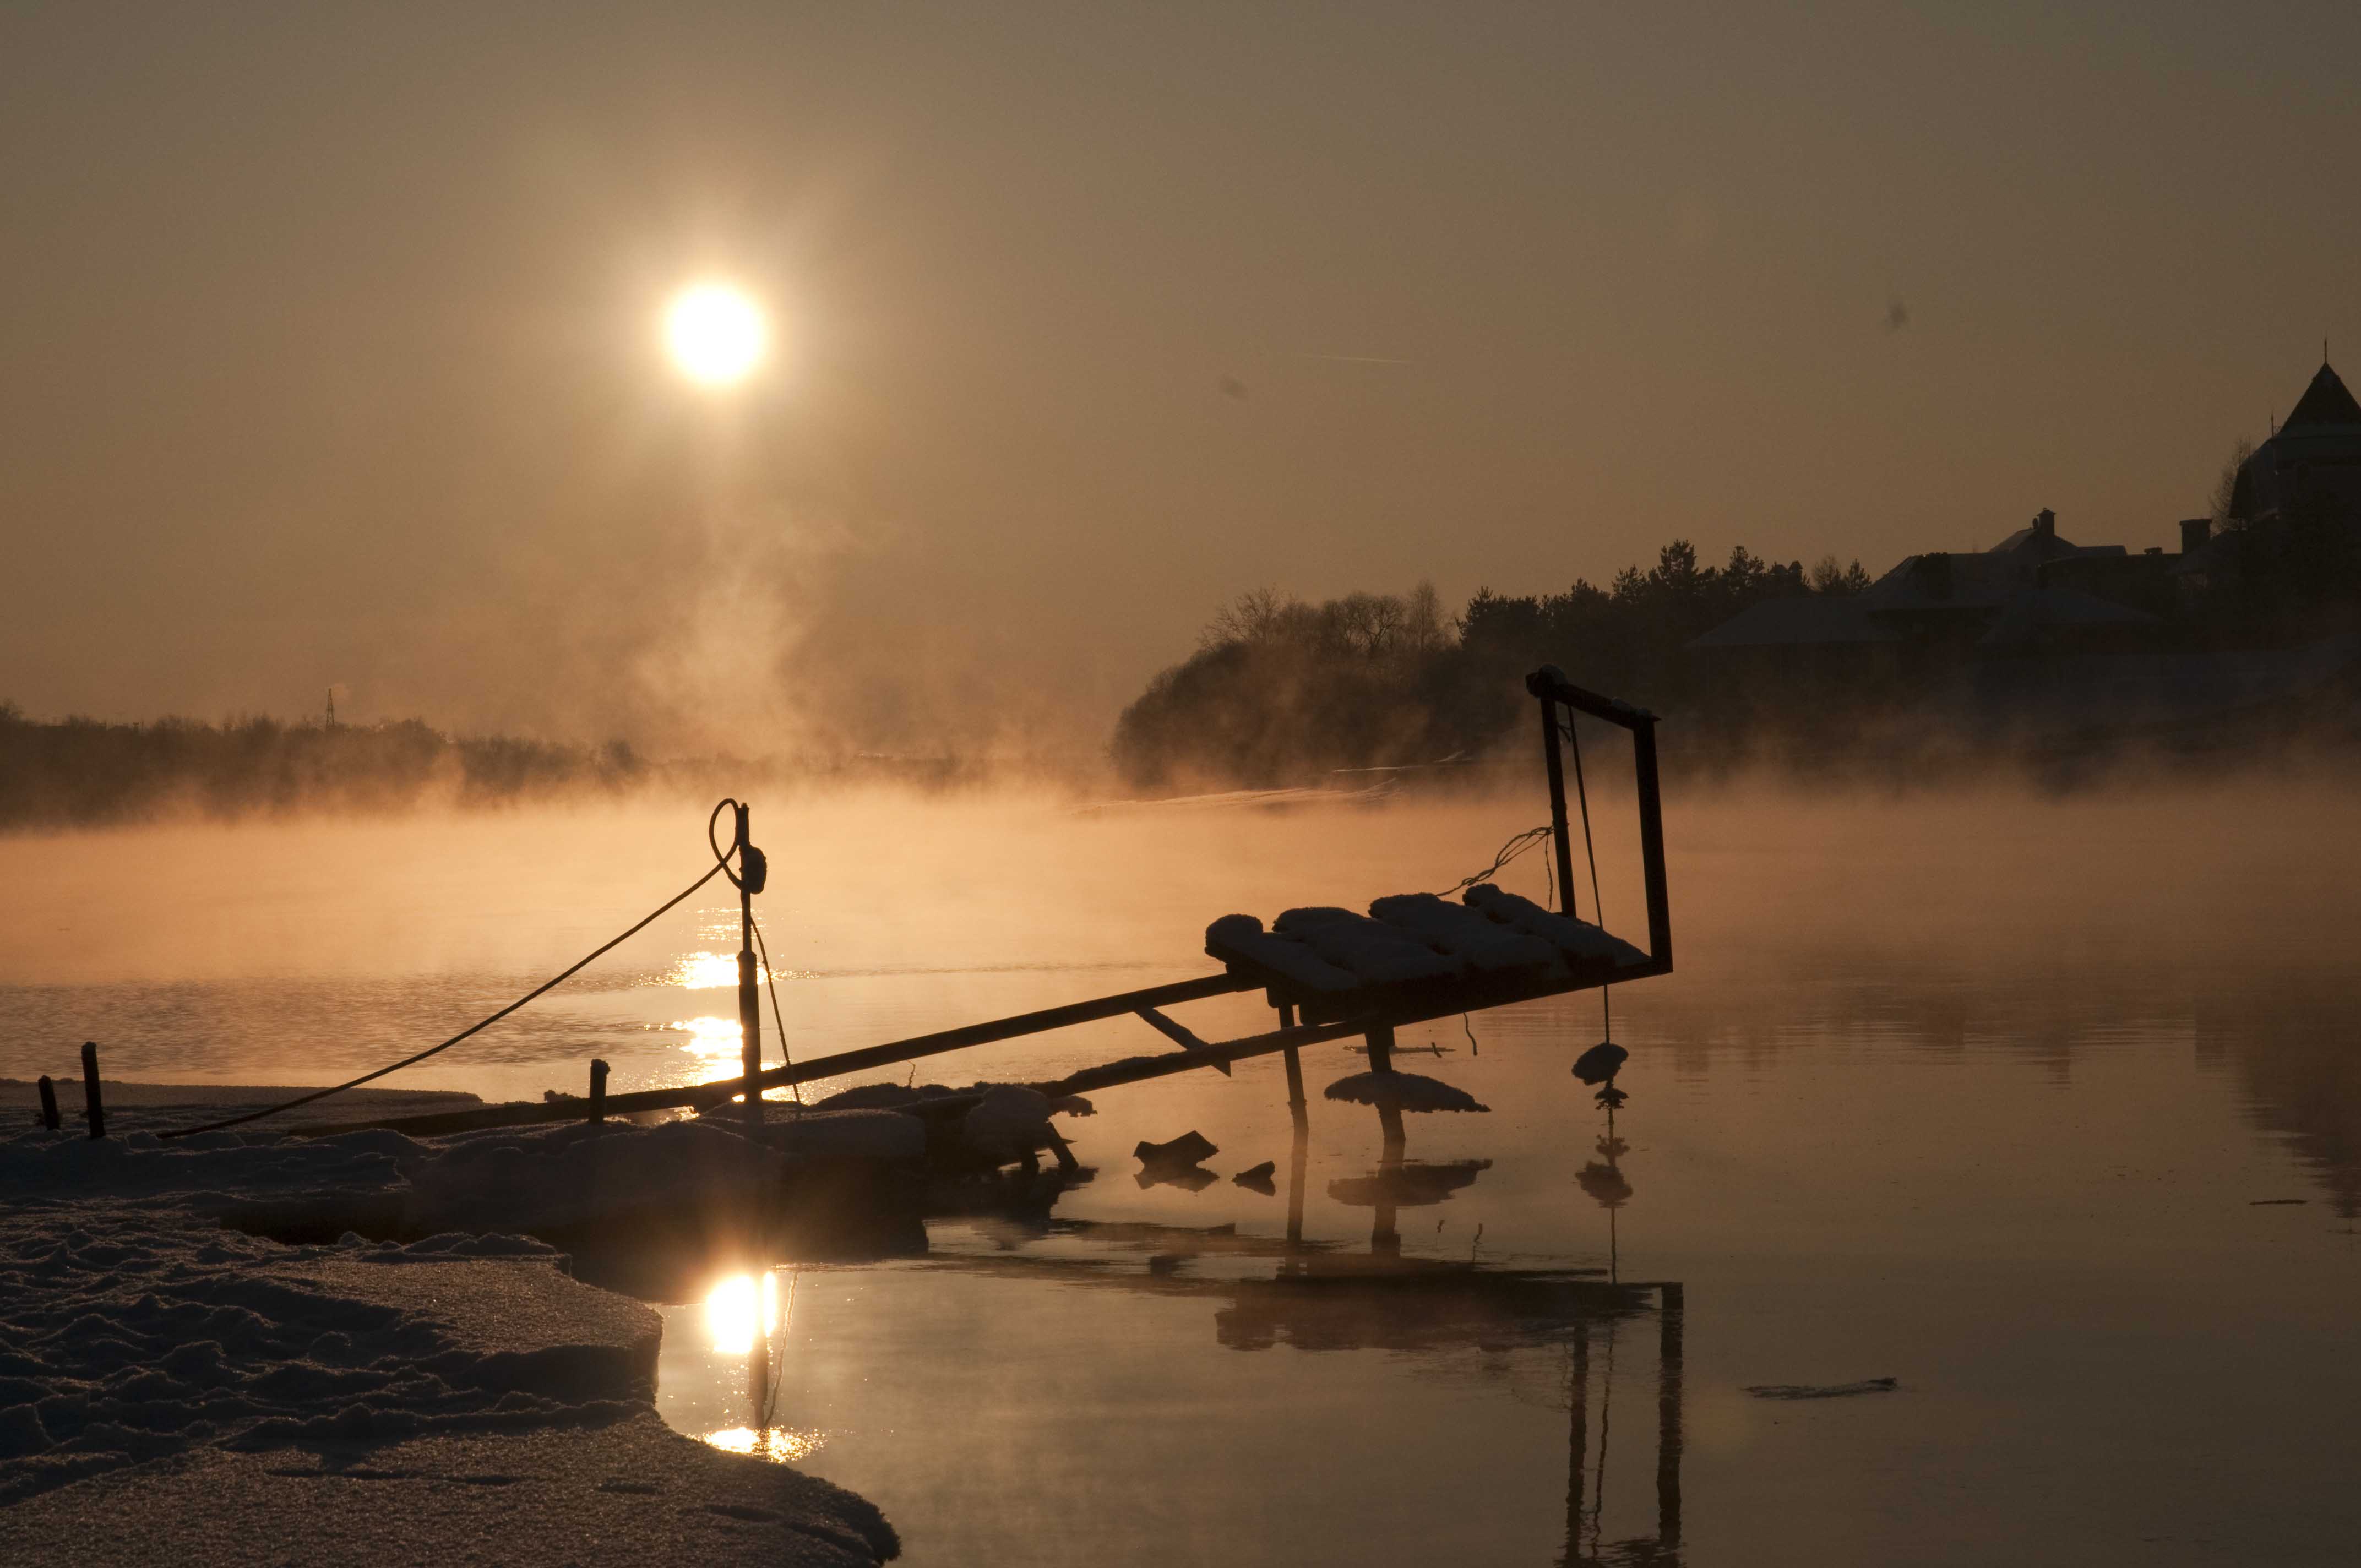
[4,2,2356,749]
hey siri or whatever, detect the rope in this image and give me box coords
[160,810,752,1140]
[709,798,748,888]
[1563,715,1613,1044]
[1434,823,1554,899]
[1562,717,1604,927]
[749,912,802,1106]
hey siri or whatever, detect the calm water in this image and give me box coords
[4,785,2357,1565]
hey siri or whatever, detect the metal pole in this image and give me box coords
[737,803,763,1134]
[1631,716,1672,969]
[1538,694,1578,918]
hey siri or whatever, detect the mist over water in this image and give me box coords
[6,781,2357,1563]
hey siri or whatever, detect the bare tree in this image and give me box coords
[2210,437,2256,525]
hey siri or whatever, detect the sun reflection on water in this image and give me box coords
[703,1425,826,1463]
[668,952,763,990]
[704,1271,784,1356]
[672,1015,743,1061]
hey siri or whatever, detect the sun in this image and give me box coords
[664,282,769,387]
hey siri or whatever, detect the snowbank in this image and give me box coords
[0,1101,901,1563]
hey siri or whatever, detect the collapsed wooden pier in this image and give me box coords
[298,667,1671,1144]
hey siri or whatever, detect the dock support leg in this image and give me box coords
[1279,1002,1308,1134]
[1367,1026,1405,1156]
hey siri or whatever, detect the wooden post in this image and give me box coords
[80,1041,104,1140]
[736,803,764,1134]
[587,1059,609,1124]
[36,1075,61,1131]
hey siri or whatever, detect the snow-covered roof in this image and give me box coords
[2283,362,2361,431]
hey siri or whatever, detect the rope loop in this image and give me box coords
[159,802,749,1140]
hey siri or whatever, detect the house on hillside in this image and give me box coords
[2228,360,2361,527]
[2180,360,2361,594]
[1688,359,2361,741]
[1691,508,2167,674]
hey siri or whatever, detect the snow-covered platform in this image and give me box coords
[1205,885,1656,1027]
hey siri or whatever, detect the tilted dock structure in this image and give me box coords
[293,666,1671,1142]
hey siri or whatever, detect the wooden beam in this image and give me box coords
[294,971,1260,1139]
[1040,1016,1369,1099]
[1135,1005,1229,1075]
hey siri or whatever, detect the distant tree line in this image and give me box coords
[0,707,646,829]
[1112,543,1872,787]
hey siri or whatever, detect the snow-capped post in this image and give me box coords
[36,1074,60,1130]
[80,1041,104,1139]
[587,1059,609,1124]
[734,803,767,1135]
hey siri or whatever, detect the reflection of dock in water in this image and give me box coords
[922,1104,1687,1564]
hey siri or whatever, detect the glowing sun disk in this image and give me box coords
[665,283,768,386]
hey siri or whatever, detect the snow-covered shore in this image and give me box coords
[0,1087,900,1565]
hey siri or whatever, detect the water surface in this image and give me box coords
[3,785,2355,1565]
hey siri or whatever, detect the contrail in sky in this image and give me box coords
[1296,352,1417,365]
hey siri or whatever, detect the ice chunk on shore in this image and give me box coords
[961,1086,1056,1162]
[404,1119,785,1237]
[697,1104,928,1164]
